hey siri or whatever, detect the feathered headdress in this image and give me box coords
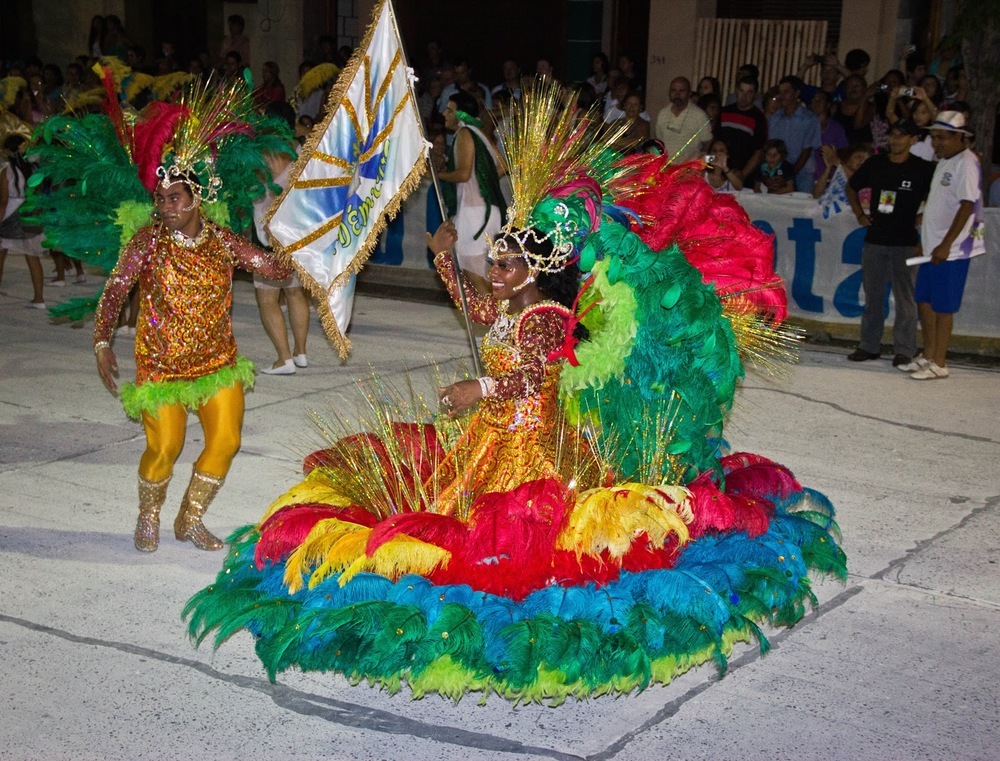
[489,79,632,273]
[0,76,27,109]
[153,78,257,203]
[25,73,295,322]
[291,63,341,105]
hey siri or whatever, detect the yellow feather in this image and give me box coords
[259,473,352,523]
[0,76,28,108]
[152,71,195,100]
[558,484,691,559]
[123,72,154,102]
[61,88,104,114]
[339,535,451,586]
[294,63,341,99]
[93,57,131,87]
[308,528,373,589]
[282,518,368,593]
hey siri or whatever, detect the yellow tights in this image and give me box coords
[138,384,245,481]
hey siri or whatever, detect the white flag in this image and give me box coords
[267,0,427,357]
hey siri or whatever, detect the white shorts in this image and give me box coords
[253,271,302,290]
[0,233,44,256]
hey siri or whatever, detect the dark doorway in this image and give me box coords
[610,0,650,92]
[147,0,212,70]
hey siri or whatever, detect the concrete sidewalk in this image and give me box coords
[1,254,998,761]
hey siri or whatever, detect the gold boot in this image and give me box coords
[174,468,225,550]
[135,475,170,552]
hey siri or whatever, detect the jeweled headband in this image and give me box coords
[155,160,221,204]
[487,203,579,274]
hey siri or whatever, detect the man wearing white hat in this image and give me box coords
[907,110,985,379]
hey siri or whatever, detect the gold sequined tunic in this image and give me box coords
[94,221,290,412]
[432,254,597,516]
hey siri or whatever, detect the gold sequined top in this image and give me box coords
[432,253,598,516]
[434,252,569,408]
[94,221,291,384]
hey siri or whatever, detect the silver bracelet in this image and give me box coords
[94,340,111,355]
[477,376,496,398]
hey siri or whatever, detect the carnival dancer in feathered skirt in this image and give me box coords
[185,79,846,703]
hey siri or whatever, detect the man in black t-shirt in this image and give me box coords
[717,77,768,179]
[846,119,935,367]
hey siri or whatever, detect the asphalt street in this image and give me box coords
[1,254,998,761]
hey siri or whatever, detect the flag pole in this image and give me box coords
[386,0,483,377]
[426,166,484,377]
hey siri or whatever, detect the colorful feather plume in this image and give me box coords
[293,63,341,101]
[24,70,297,323]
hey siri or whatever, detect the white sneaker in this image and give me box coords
[74,274,88,284]
[25,301,46,309]
[48,279,66,288]
[261,359,296,375]
[910,362,949,380]
[292,354,308,368]
[897,355,929,373]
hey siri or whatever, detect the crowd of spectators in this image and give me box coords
[1,23,993,342]
[680,46,982,202]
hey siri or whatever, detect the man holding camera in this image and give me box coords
[845,119,934,368]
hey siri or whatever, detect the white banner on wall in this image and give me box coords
[732,192,997,338]
[368,182,1000,340]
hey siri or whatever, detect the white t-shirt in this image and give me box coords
[654,103,711,163]
[921,148,985,260]
[909,135,936,162]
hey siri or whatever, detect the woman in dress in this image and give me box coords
[429,222,597,515]
[186,81,846,703]
[0,134,47,306]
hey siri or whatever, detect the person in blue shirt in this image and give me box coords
[768,76,822,193]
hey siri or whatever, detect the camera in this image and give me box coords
[704,154,716,167]
[901,87,916,97]
[810,54,824,64]
[879,83,890,91]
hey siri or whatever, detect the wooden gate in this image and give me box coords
[693,18,829,94]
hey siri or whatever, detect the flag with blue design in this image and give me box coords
[266,0,428,356]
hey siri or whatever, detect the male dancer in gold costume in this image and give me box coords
[94,174,290,552]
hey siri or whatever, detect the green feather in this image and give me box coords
[119,356,255,419]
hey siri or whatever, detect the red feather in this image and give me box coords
[132,102,188,192]
[551,550,621,587]
[610,156,788,322]
[686,472,737,538]
[254,503,377,567]
[99,66,133,157]
[364,511,467,556]
[721,452,802,500]
[620,531,683,572]
[456,479,569,600]
[728,493,775,537]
